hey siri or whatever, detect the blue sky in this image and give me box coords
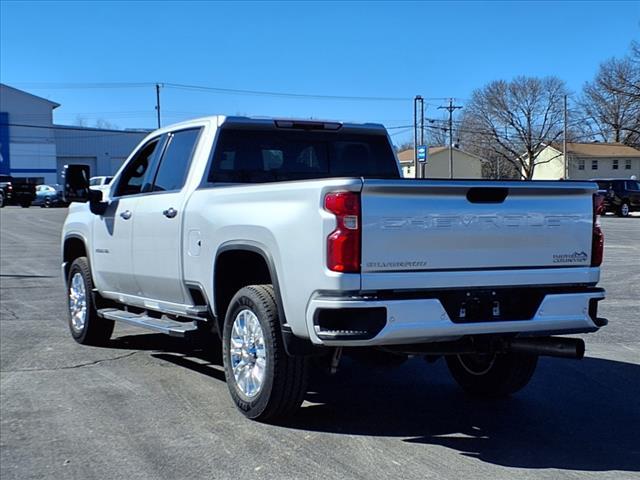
[1,0,638,145]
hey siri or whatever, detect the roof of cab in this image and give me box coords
[149,115,388,135]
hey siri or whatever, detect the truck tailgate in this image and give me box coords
[360,180,596,279]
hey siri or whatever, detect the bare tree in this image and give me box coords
[74,115,89,127]
[578,49,640,146]
[423,117,451,147]
[461,76,567,179]
[395,140,413,152]
[94,118,118,130]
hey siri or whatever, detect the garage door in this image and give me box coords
[56,156,97,184]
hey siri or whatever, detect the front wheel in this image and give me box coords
[67,257,114,345]
[446,352,538,397]
[222,285,308,422]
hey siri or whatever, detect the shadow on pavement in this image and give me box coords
[107,332,640,472]
[109,332,224,379]
[291,356,640,473]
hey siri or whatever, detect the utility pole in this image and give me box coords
[413,95,424,178]
[155,83,162,129]
[563,94,568,179]
[438,99,462,179]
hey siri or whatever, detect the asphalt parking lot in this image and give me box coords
[1,207,639,480]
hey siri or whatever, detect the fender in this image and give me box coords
[215,241,315,356]
[61,232,91,284]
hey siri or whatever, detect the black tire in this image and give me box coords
[618,202,630,217]
[19,201,30,208]
[67,257,114,345]
[446,352,538,397]
[44,197,52,208]
[222,285,308,422]
[0,193,4,208]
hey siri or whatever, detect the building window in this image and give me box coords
[613,159,619,170]
[591,159,598,170]
[626,159,632,170]
[578,159,585,170]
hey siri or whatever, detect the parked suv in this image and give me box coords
[593,178,640,217]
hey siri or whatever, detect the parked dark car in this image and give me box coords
[593,178,640,217]
[0,174,13,207]
[0,175,37,208]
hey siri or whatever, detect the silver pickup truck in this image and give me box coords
[61,116,607,421]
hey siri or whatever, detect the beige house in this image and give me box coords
[397,146,485,179]
[531,142,640,180]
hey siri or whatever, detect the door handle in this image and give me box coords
[120,210,132,220]
[163,207,178,218]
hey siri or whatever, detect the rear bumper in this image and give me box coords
[306,288,606,346]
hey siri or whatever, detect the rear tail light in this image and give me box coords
[324,191,361,273]
[592,194,604,267]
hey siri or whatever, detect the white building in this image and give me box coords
[531,142,640,180]
[54,125,149,184]
[397,146,486,178]
[0,83,149,184]
[0,84,58,183]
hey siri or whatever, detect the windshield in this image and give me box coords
[207,128,400,183]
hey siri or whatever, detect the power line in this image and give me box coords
[11,82,153,89]
[162,82,414,102]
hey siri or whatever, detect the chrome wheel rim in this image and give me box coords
[457,353,496,376]
[230,309,267,398]
[69,272,87,333]
[622,204,629,216]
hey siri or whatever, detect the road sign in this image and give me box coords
[417,145,427,163]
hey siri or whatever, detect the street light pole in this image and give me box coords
[413,95,424,178]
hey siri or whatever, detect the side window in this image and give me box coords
[151,128,201,192]
[115,138,163,197]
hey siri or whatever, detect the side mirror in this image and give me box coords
[62,164,91,203]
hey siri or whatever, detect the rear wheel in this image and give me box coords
[0,192,4,208]
[222,285,308,422]
[618,202,630,217]
[67,257,114,345]
[446,352,538,397]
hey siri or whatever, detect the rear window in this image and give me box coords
[206,129,399,183]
